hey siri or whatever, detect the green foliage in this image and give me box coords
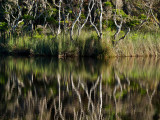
[69,10,72,14]
[51,8,58,13]
[47,8,58,16]
[139,14,147,20]
[107,19,116,29]
[36,28,43,34]
[18,21,24,26]
[81,14,86,19]
[47,17,58,25]
[115,90,128,99]
[33,33,44,39]
[0,75,5,84]
[126,19,140,27]
[113,9,128,18]
[140,88,147,95]
[104,1,112,7]
[0,22,8,31]
[131,33,138,41]
[23,14,34,21]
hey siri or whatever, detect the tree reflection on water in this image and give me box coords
[0,57,159,120]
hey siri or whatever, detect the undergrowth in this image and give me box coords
[0,30,160,57]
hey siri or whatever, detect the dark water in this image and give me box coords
[0,56,160,120]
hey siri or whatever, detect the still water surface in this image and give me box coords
[0,56,159,120]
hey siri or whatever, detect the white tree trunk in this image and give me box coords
[70,0,84,40]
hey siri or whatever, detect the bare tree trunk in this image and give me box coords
[89,0,103,40]
[112,0,131,46]
[70,0,84,41]
[113,0,123,41]
[89,0,100,38]
[118,27,130,42]
[150,9,160,28]
[57,0,62,35]
[78,0,94,35]
[99,0,103,39]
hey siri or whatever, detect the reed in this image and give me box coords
[0,30,160,57]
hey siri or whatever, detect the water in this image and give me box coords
[0,56,159,120]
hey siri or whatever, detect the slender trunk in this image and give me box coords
[70,0,84,40]
[79,0,94,35]
[57,0,62,35]
[4,32,5,44]
[99,0,103,39]
[112,0,123,46]
[0,31,2,43]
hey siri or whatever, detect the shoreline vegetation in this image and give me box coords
[0,30,160,58]
[0,0,160,58]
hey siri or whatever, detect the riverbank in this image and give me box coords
[0,30,160,58]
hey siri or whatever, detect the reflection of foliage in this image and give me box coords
[0,74,5,84]
[0,57,159,119]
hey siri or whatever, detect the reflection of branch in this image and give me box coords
[126,76,130,86]
[40,98,46,120]
[71,75,84,115]
[115,72,122,92]
[113,71,123,119]
[99,74,103,119]
[79,75,103,119]
[80,79,96,119]
[88,76,100,110]
[70,74,104,119]
[54,99,58,120]
[146,88,156,105]
[57,74,64,120]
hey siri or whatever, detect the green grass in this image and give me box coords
[0,30,160,57]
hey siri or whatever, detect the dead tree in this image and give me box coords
[144,0,160,28]
[89,0,103,40]
[53,0,63,35]
[112,0,130,46]
[150,7,160,28]
[113,16,123,40]
[70,0,84,41]
[21,0,49,33]
[3,0,23,34]
[112,0,123,46]
[78,0,94,35]
[135,0,157,31]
